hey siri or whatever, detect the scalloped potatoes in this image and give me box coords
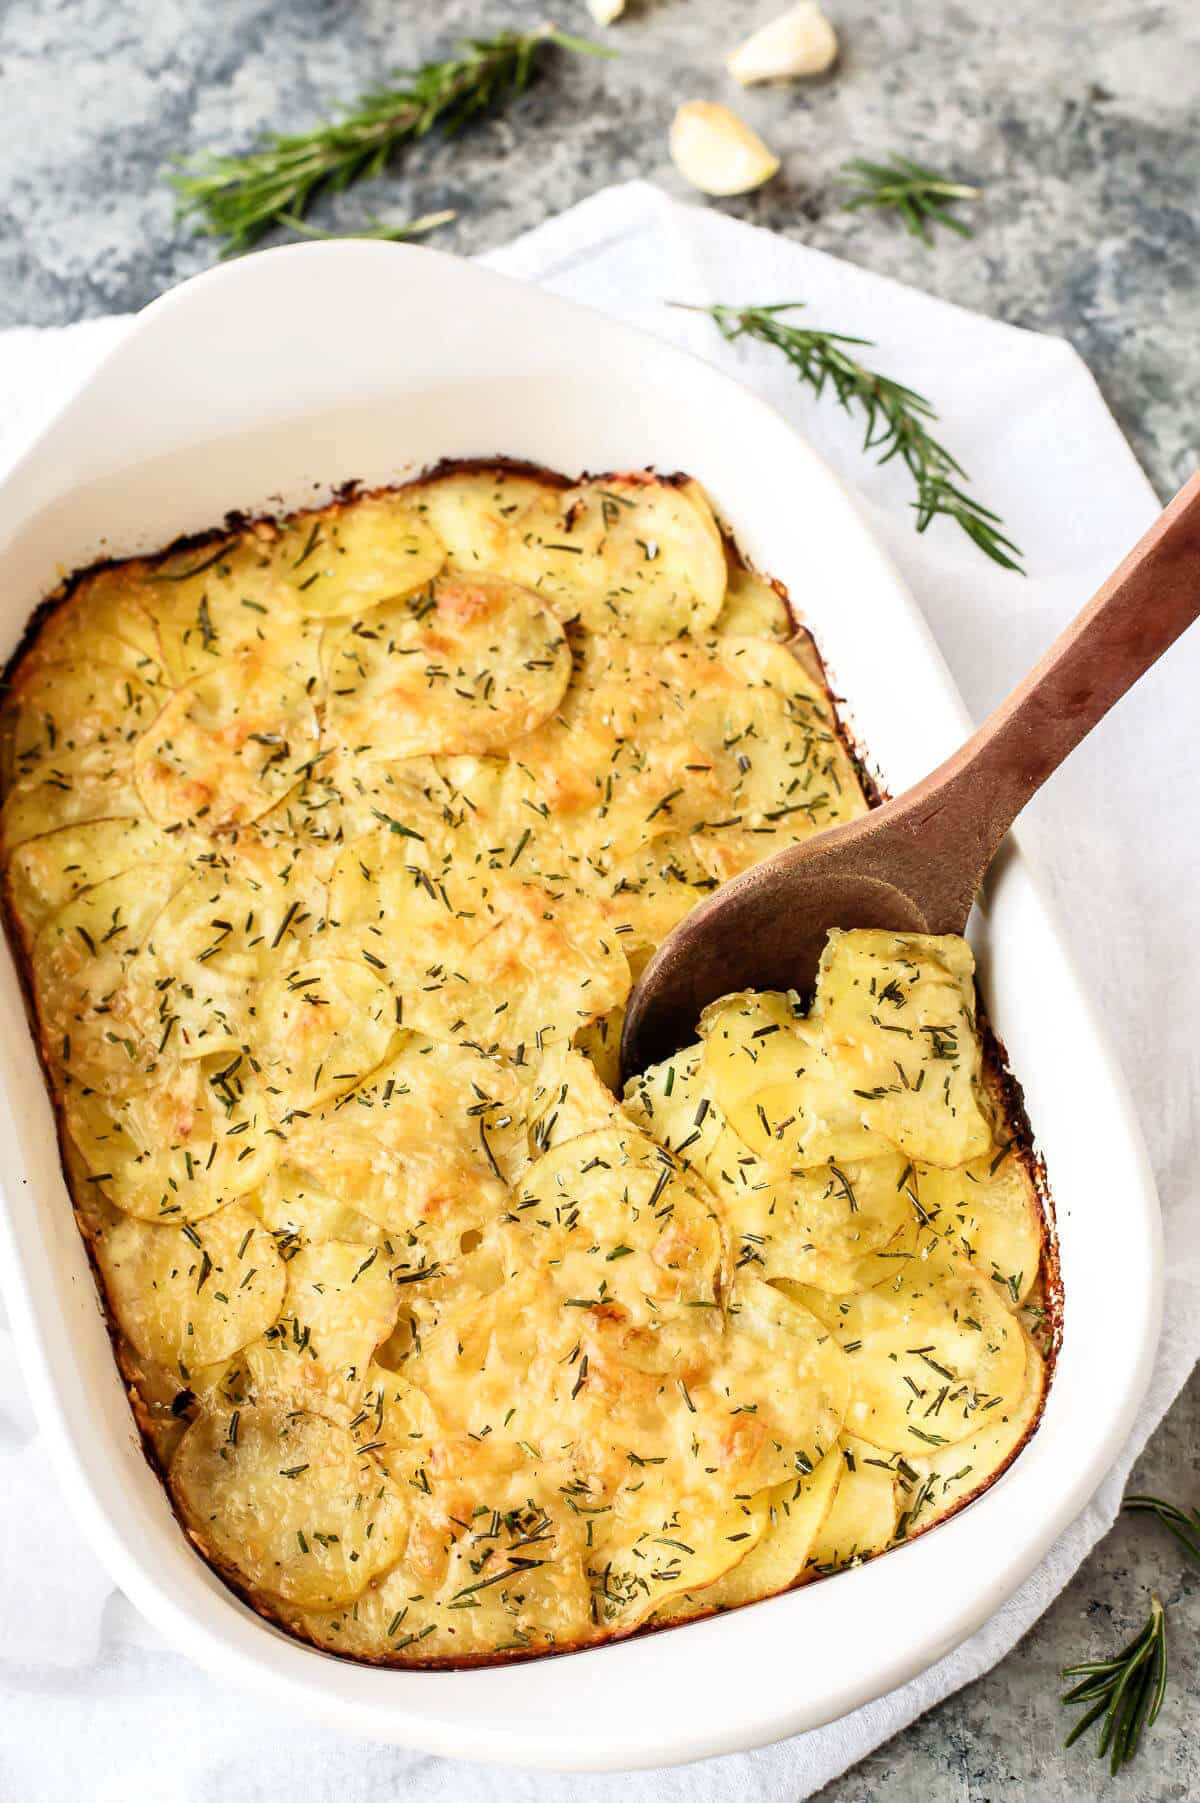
[0,466,1050,1668]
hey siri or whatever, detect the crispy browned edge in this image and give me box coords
[0,457,1061,1673]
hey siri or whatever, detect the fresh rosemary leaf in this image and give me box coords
[839,156,981,244]
[1060,1492,1199,1772]
[172,27,612,255]
[275,208,457,244]
[679,301,1023,572]
[1125,1493,1200,1565]
[1061,1594,1168,1775]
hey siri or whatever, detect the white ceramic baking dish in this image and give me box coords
[0,243,1161,1772]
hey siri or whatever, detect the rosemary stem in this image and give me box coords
[838,156,982,243]
[1061,1594,1168,1773]
[172,27,611,255]
[678,300,1022,573]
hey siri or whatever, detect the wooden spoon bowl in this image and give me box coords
[621,471,1200,1079]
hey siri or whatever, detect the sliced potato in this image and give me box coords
[326,827,630,1055]
[124,843,323,1060]
[272,493,447,618]
[452,880,630,1053]
[508,640,722,857]
[699,990,879,1169]
[624,1040,762,1235]
[528,473,727,640]
[140,534,315,687]
[410,470,727,640]
[792,1249,1029,1454]
[280,1034,525,1253]
[31,862,185,1092]
[523,1043,623,1157]
[627,1042,915,1289]
[281,749,561,889]
[685,635,867,876]
[594,1480,772,1634]
[6,817,177,937]
[249,745,365,868]
[6,661,162,783]
[914,1145,1043,1309]
[325,573,570,762]
[623,1039,720,1145]
[587,833,716,956]
[405,1250,820,1515]
[248,1164,385,1247]
[807,1436,899,1572]
[515,1123,725,1318]
[295,1447,595,1662]
[703,1275,850,1490]
[726,1450,843,1597]
[20,568,161,675]
[0,740,143,856]
[255,956,398,1111]
[170,1402,406,1606]
[66,1049,278,1222]
[405,1263,569,1455]
[92,1203,285,1370]
[347,1365,441,1465]
[134,649,320,831]
[898,1340,1045,1529]
[514,634,863,869]
[657,1448,841,1621]
[722,1156,916,1292]
[714,564,793,640]
[816,930,993,1166]
[572,1007,624,1091]
[244,1238,400,1416]
[506,1270,846,1506]
[675,474,724,549]
[407,466,565,576]
[426,751,566,878]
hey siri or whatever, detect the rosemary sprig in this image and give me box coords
[172,27,611,255]
[1060,1492,1199,1773]
[1125,1493,1200,1563]
[275,208,457,244]
[839,156,981,243]
[1060,1595,1168,1774]
[679,302,1022,572]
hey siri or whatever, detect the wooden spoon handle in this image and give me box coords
[896,470,1200,931]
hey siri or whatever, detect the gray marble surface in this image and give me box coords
[1,0,1197,498]
[1,1,1198,1797]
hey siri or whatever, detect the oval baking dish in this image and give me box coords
[0,243,1161,1771]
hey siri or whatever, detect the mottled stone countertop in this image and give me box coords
[2,1,1198,1797]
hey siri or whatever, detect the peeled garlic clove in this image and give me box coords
[669,102,781,197]
[727,2,839,85]
[587,0,625,22]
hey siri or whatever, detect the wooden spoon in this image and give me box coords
[620,471,1200,1080]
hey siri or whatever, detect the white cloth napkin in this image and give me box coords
[0,180,1196,1801]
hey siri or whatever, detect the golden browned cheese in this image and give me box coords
[0,466,1050,1666]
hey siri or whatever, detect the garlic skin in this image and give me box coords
[727,2,839,85]
[586,0,625,23]
[669,102,781,197]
